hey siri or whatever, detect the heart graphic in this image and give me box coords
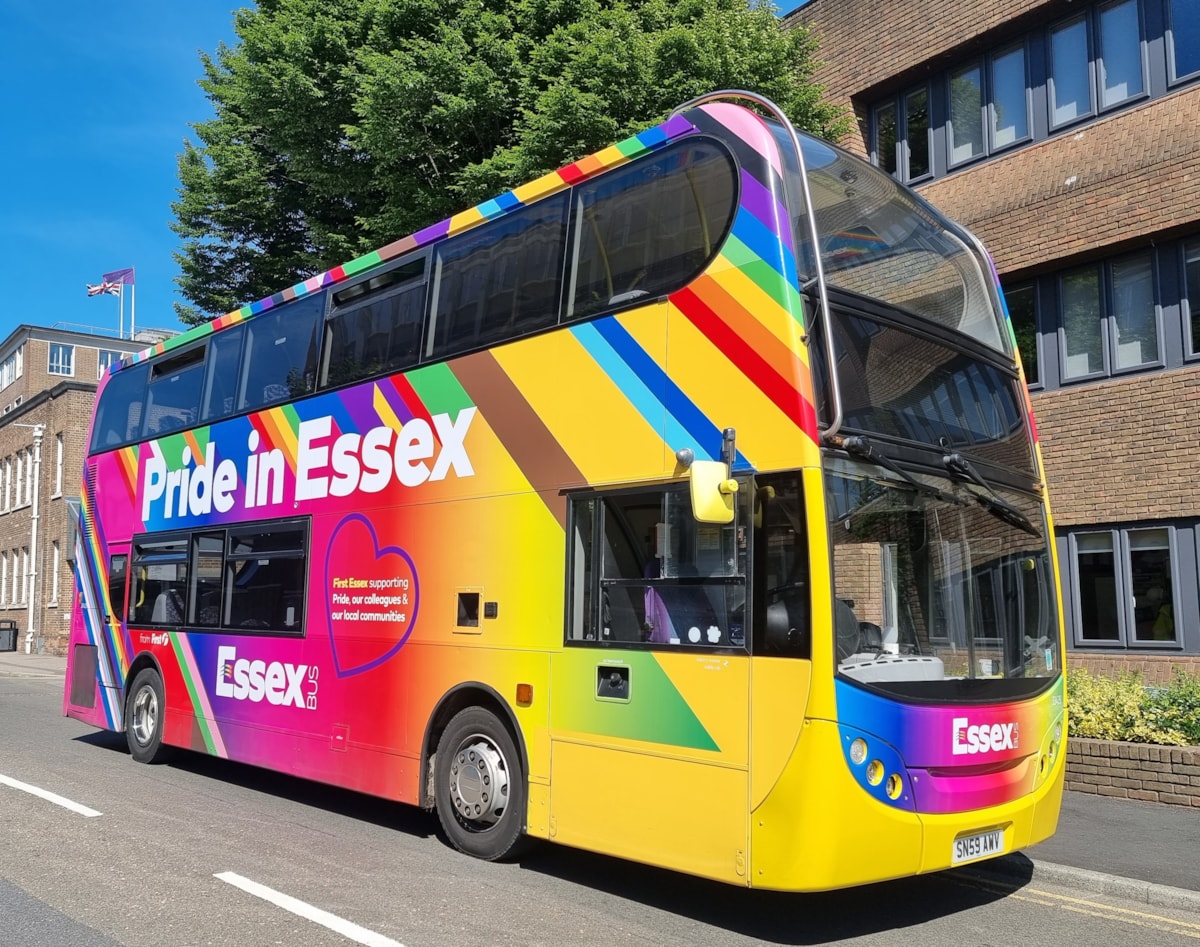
[324,512,419,678]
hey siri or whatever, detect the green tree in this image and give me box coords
[171,0,846,325]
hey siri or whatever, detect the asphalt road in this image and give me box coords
[2,665,1199,946]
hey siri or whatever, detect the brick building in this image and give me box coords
[0,326,143,655]
[793,0,1200,679]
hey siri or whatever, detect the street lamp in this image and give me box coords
[13,423,44,654]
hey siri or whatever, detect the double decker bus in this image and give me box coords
[64,91,1065,891]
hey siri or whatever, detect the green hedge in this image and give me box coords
[1067,669,1200,746]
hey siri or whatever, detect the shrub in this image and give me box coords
[1144,670,1200,745]
[1066,668,1193,746]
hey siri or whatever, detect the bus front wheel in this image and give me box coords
[434,707,526,861]
[125,668,172,764]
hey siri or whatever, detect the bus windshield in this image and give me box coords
[770,123,1004,353]
[825,456,1058,701]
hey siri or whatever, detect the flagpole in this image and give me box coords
[130,281,136,340]
[118,285,125,340]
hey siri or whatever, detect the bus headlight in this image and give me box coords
[866,760,884,786]
[850,738,868,765]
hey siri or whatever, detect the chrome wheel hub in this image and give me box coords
[448,738,509,826]
[130,685,158,747]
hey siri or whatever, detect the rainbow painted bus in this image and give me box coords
[64,91,1065,890]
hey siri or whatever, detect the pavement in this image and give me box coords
[3,649,1197,907]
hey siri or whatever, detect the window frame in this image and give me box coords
[1167,0,1200,84]
[48,342,75,377]
[1095,0,1148,111]
[129,518,309,636]
[1069,525,1182,648]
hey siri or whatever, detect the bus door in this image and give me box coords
[67,537,131,727]
[550,482,751,884]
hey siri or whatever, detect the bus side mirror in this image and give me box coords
[689,460,738,524]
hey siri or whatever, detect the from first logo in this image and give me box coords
[215,646,318,710]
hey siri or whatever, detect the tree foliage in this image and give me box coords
[171,0,846,324]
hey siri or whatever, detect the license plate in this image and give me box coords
[952,829,1005,865]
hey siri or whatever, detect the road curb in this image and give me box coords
[967,855,1200,913]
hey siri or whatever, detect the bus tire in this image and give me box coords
[125,668,172,764]
[434,707,527,861]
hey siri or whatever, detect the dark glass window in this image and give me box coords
[323,258,427,387]
[1071,527,1178,646]
[1170,0,1200,80]
[905,87,931,178]
[224,522,306,631]
[143,346,205,439]
[1050,15,1093,126]
[189,533,224,627]
[1186,240,1200,355]
[90,362,149,453]
[570,139,737,320]
[428,194,569,360]
[1098,0,1144,107]
[875,102,897,175]
[949,64,985,165]
[1110,251,1158,370]
[238,295,323,412]
[108,554,127,621]
[567,483,749,649]
[201,325,245,422]
[991,44,1029,147]
[1061,266,1104,380]
[1005,283,1039,385]
[130,536,189,626]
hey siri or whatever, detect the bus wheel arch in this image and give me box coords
[422,684,530,861]
[124,658,174,765]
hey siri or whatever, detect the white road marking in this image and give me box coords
[215,871,405,947]
[0,773,102,817]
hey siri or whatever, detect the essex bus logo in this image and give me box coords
[215,645,318,710]
[952,717,1019,755]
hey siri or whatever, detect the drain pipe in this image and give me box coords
[15,424,44,654]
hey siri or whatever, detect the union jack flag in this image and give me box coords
[86,281,120,297]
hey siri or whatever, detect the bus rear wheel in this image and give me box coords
[125,668,172,764]
[434,707,526,861]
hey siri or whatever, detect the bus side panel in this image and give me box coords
[548,648,750,885]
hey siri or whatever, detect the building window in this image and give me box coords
[949,63,985,165]
[1070,526,1178,646]
[873,85,931,182]
[21,547,29,605]
[1110,252,1158,370]
[1185,239,1200,356]
[0,347,22,390]
[866,0,1188,182]
[2,457,8,512]
[1061,266,1104,379]
[1169,0,1200,81]
[1005,282,1039,386]
[24,446,32,503]
[1,552,7,606]
[14,452,23,507]
[53,433,63,497]
[1050,15,1093,127]
[97,349,124,378]
[48,343,74,377]
[991,43,1030,148]
[1059,251,1159,381]
[1098,0,1145,108]
[49,542,60,606]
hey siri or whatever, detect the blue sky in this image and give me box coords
[0,0,809,350]
[0,1,239,346]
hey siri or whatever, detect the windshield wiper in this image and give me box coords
[941,452,1041,537]
[841,436,967,507]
